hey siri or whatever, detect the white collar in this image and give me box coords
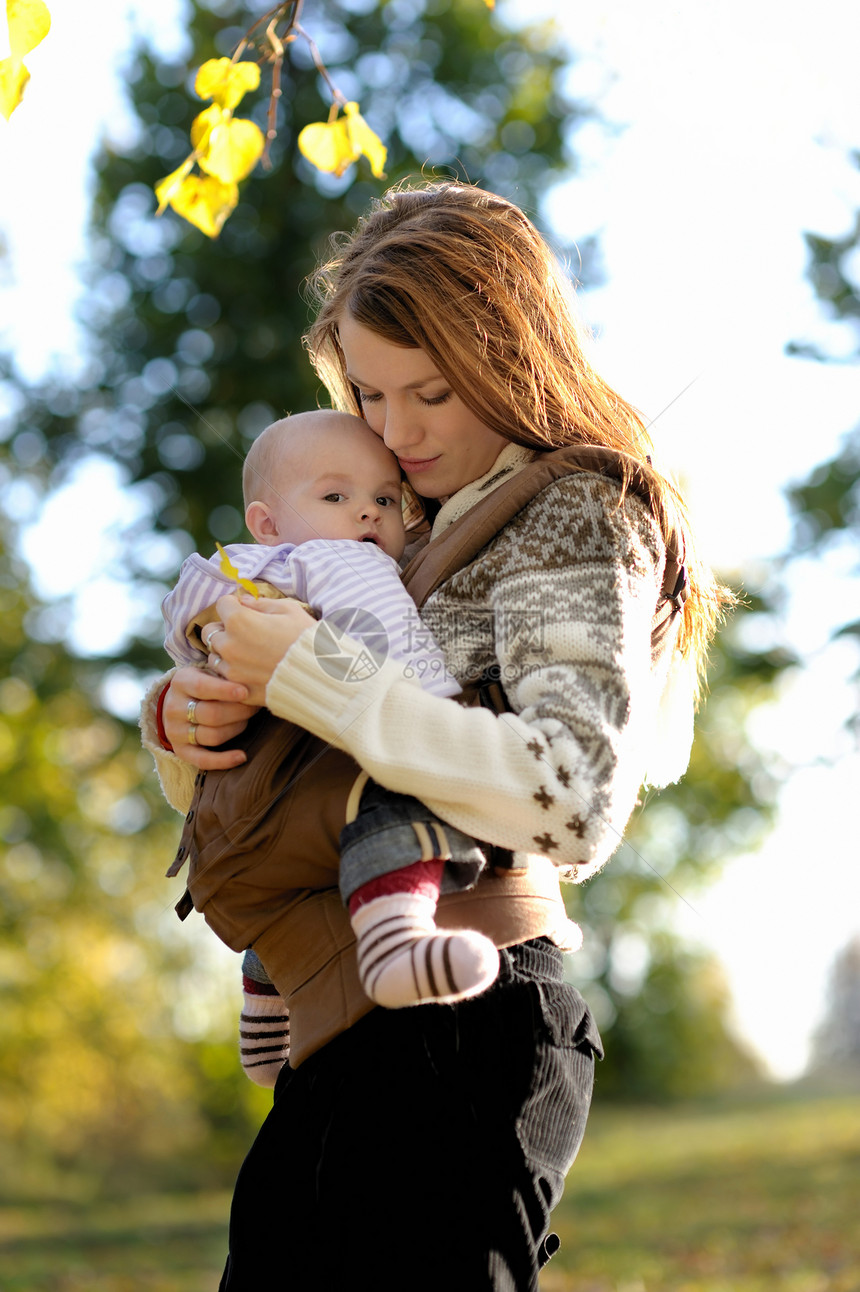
[431,443,537,538]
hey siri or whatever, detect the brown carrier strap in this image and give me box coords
[401,444,688,624]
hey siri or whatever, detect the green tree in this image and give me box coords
[0,503,273,1187]
[781,152,860,630]
[11,0,579,683]
[588,149,860,1096]
[778,155,860,1079]
[571,608,785,1097]
[810,935,860,1074]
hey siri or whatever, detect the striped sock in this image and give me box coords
[239,979,290,1087]
[351,892,500,1009]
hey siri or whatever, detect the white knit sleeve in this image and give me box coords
[264,476,668,880]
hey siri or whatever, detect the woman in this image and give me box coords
[148,182,727,1289]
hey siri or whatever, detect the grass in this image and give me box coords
[0,1089,857,1289]
[0,1191,230,1291]
[543,1089,860,1291]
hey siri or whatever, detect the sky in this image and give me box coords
[2,0,860,1079]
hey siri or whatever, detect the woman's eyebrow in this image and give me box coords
[346,370,444,390]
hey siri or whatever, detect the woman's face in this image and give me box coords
[337,314,508,500]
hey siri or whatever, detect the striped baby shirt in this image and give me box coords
[161,538,459,699]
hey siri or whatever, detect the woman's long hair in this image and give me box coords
[304,181,733,696]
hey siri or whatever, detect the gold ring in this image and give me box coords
[187,724,198,746]
[186,700,198,724]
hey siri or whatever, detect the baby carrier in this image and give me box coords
[166,444,687,1064]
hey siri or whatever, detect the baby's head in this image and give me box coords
[243,410,407,561]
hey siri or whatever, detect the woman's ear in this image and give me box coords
[246,501,279,544]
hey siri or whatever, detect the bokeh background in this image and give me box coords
[1,1,858,1287]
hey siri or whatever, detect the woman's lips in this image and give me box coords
[398,456,440,474]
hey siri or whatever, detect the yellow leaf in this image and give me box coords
[484,0,495,8]
[343,102,387,179]
[189,103,221,154]
[194,57,260,112]
[198,115,265,184]
[298,115,355,177]
[154,156,195,214]
[215,543,260,597]
[298,103,386,180]
[0,53,27,120]
[1,0,49,120]
[7,0,51,59]
[161,174,238,239]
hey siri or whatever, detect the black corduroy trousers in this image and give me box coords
[219,938,602,1292]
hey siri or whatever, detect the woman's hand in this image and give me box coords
[162,665,260,769]
[207,593,317,706]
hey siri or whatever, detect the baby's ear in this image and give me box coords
[246,501,279,544]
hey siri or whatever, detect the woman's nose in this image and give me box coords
[381,404,419,454]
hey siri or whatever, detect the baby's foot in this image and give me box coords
[239,985,290,1087]
[351,892,500,1008]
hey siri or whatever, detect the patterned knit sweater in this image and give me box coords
[263,443,687,882]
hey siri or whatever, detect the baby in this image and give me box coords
[161,410,499,1082]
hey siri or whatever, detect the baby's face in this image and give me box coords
[264,423,407,560]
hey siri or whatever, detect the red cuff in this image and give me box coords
[155,682,174,752]
[243,976,280,996]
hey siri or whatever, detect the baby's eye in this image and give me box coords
[376,495,398,508]
[322,492,346,503]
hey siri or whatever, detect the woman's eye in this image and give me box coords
[418,391,451,407]
[358,390,382,404]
